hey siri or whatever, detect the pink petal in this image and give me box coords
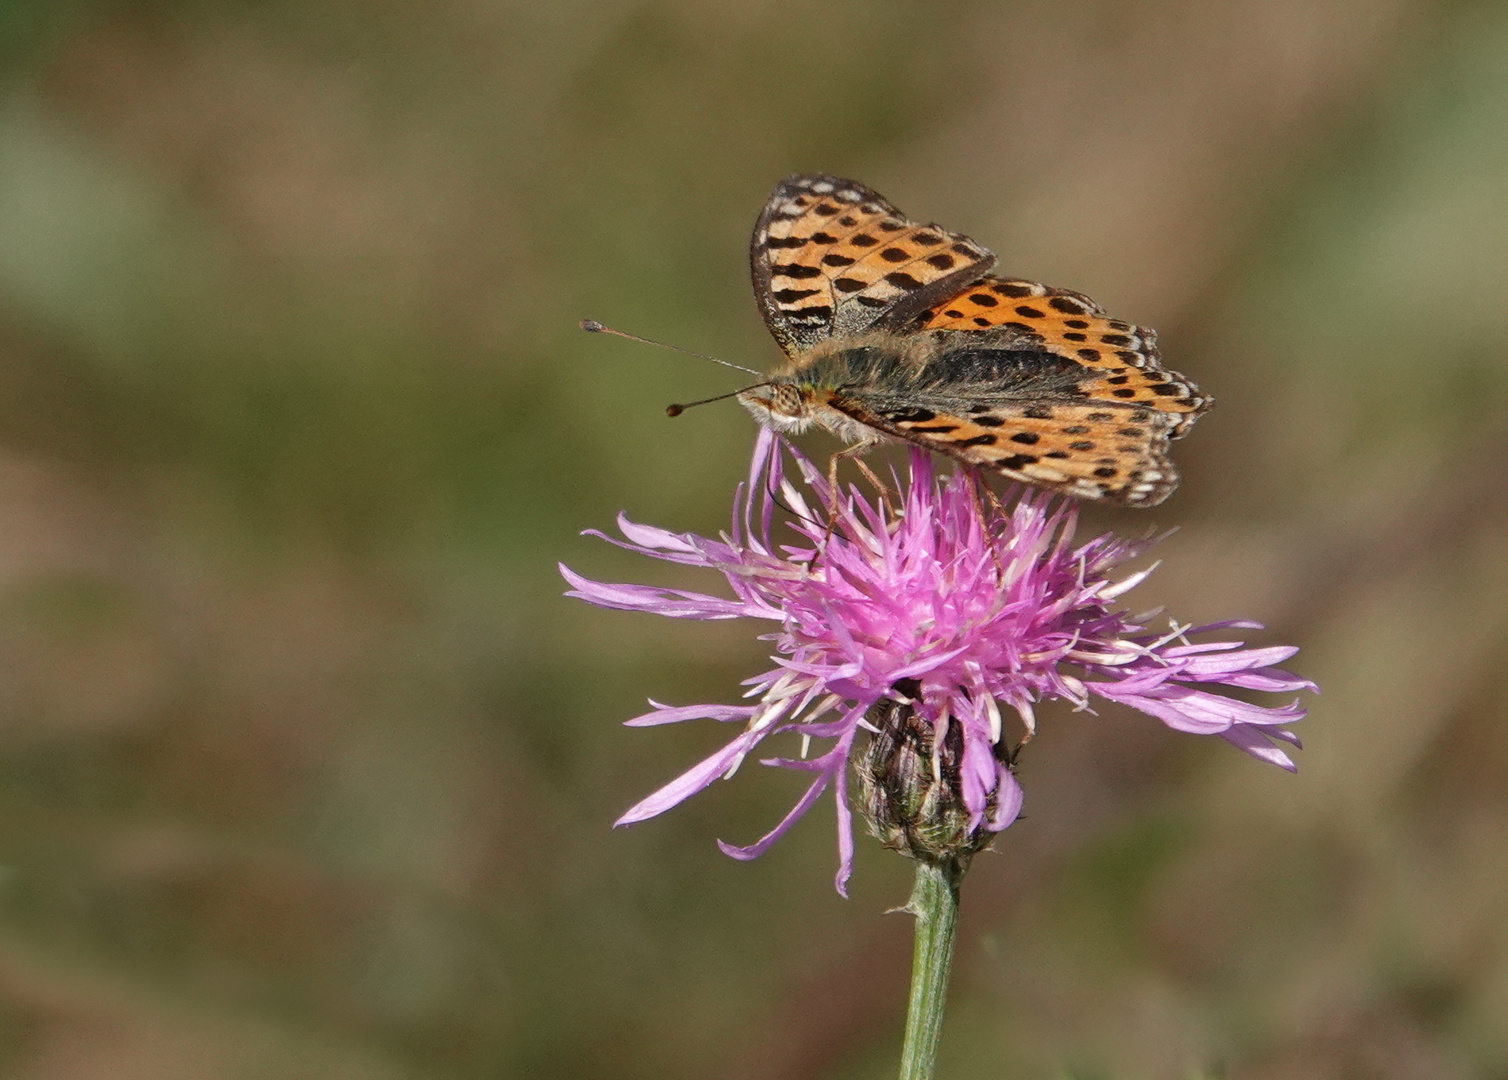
[1173,645,1299,673]
[559,565,747,618]
[831,734,857,897]
[1219,724,1298,771]
[614,513,700,552]
[624,701,758,727]
[718,771,831,861]
[614,727,767,825]
[988,765,1025,830]
[1093,682,1306,734]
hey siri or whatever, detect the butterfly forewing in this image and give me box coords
[751,174,996,356]
[917,276,1210,437]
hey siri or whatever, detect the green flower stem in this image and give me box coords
[898,857,964,1080]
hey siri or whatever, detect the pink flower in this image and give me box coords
[562,432,1315,894]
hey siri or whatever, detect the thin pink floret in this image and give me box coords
[563,431,1315,894]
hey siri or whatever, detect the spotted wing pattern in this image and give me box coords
[830,393,1180,506]
[916,276,1210,437]
[751,174,996,356]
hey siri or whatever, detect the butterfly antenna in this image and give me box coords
[665,384,769,417]
[580,319,763,377]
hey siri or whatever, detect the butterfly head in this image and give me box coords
[738,380,821,434]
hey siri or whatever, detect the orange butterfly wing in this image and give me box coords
[751,175,996,356]
[828,393,1181,507]
[918,276,1210,438]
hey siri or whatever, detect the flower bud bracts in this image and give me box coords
[857,685,1018,865]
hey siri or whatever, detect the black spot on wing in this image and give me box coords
[992,282,1034,298]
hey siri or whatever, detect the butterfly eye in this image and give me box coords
[770,384,806,416]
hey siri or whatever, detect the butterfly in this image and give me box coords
[739,174,1211,506]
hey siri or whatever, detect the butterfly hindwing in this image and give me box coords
[917,276,1210,437]
[828,390,1180,507]
[751,174,996,356]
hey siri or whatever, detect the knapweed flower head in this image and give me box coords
[562,431,1314,894]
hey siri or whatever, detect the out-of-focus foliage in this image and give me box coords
[0,1,1503,1077]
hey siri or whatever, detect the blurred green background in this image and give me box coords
[0,1,1504,1077]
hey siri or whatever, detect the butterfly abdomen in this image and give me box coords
[913,344,1090,399]
[795,333,1092,403]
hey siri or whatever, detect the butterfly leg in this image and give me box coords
[825,436,888,503]
[965,469,1030,610]
[970,468,1010,521]
[812,437,885,552]
[852,457,894,505]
